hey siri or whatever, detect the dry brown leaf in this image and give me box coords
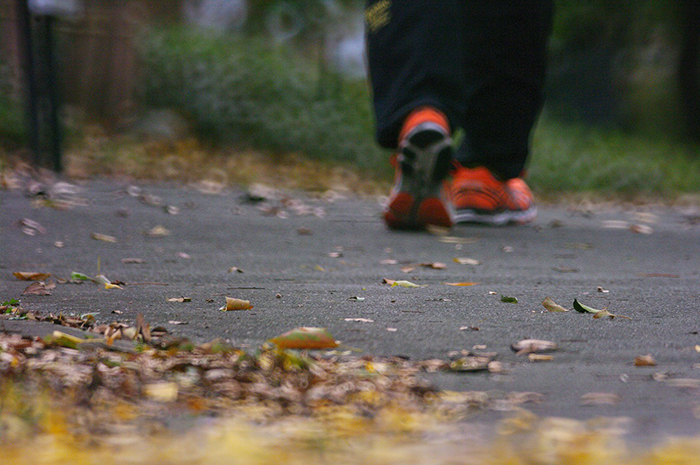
[528,354,554,362]
[221,297,253,311]
[13,271,51,281]
[580,392,620,405]
[22,281,52,295]
[634,354,657,367]
[419,262,447,270]
[91,232,117,243]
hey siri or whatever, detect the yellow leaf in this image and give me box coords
[391,280,426,288]
[221,297,253,311]
[91,232,117,243]
[144,382,178,402]
[444,282,479,287]
[269,327,338,350]
[105,283,123,290]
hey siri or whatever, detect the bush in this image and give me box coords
[137,27,388,175]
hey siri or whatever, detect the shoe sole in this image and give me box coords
[454,206,537,226]
[385,124,454,230]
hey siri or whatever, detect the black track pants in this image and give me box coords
[365,0,553,179]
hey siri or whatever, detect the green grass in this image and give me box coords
[530,116,700,200]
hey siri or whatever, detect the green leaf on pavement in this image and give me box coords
[501,295,518,304]
[71,271,91,281]
[573,299,603,314]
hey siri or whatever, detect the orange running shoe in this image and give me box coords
[451,165,537,225]
[384,108,455,230]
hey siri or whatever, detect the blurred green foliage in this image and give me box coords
[0,59,25,149]
[138,27,386,173]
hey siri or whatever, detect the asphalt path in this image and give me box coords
[2,179,700,443]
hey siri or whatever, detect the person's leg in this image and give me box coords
[457,0,553,179]
[365,0,465,149]
[365,0,464,229]
[451,0,553,225]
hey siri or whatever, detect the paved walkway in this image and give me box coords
[3,179,700,442]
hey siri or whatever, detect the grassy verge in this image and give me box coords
[531,116,700,202]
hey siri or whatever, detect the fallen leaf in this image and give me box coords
[459,326,480,331]
[449,356,491,372]
[636,273,679,278]
[228,267,244,273]
[573,299,603,314]
[167,297,192,303]
[49,330,86,349]
[380,259,398,265]
[105,283,123,290]
[168,321,188,325]
[597,286,610,293]
[146,225,170,237]
[635,354,657,366]
[121,258,145,264]
[511,339,557,355]
[70,271,91,282]
[344,318,374,323]
[542,296,569,312]
[391,280,426,288]
[501,295,518,304]
[401,265,416,273]
[453,257,480,266]
[667,379,700,389]
[18,218,46,235]
[347,296,365,301]
[144,382,178,402]
[439,236,479,244]
[580,392,620,405]
[386,327,397,332]
[444,282,479,287]
[22,281,52,295]
[220,297,253,311]
[91,232,117,243]
[420,262,447,270]
[269,327,338,350]
[598,309,631,320]
[93,274,111,285]
[14,271,51,281]
[528,354,554,362]
[630,224,653,234]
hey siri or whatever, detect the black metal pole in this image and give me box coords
[16,0,41,165]
[42,15,62,172]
